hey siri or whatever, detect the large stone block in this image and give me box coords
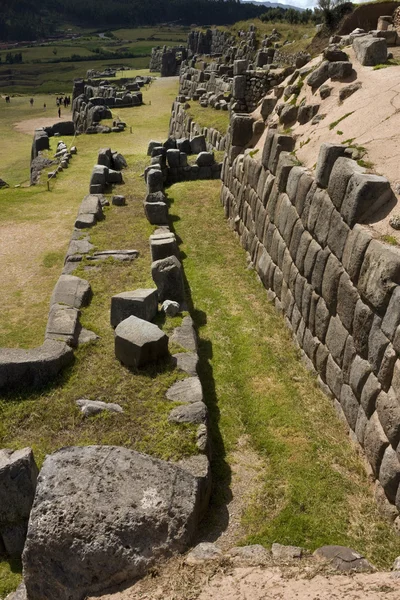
[115,316,168,368]
[144,201,168,225]
[360,372,381,417]
[326,315,348,367]
[341,172,392,227]
[352,299,373,358]
[147,169,164,193]
[0,448,38,557]
[315,143,346,189]
[190,135,206,154]
[151,255,185,303]
[358,240,400,314]
[382,287,400,341]
[376,389,400,448]
[340,384,359,431]
[353,36,387,66]
[342,224,372,285]
[321,252,343,313]
[233,75,246,99]
[110,289,158,327]
[363,412,389,476]
[368,316,389,375]
[23,446,202,600]
[45,303,80,347]
[268,134,295,175]
[150,234,179,261]
[231,114,253,147]
[50,275,92,309]
[327,157,363,211]
[379,445,400,503]
[336,272,358,333]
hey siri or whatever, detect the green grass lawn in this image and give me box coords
[186,102,230,135]
[169,179,400,569]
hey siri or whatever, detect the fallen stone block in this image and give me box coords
[339,81,362,102]
[190,135,206,154]
[196,152,214,167]
[110,289,158,327]
[151,256,185,303]
[112,195,125,206]
[0,448,38,557]
[353,36,387,66]
[50,275,92,309]
[23,446,202,600]
[115,315,168,368]
[107,169,123,184]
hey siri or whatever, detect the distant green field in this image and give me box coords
[0,25,189,94]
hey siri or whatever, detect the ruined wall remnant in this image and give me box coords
[220,116,400,516]
[150,46,188,77]
[169,101,227,152]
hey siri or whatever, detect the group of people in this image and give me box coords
[56,96,71,108]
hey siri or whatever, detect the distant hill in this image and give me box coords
[240,0,305,11]
[0,0,268,41]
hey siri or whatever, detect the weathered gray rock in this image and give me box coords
[260,97,277,121]
[151,256,184,303]
[0,448,38,557]
[150,235,179,261]
[185,542,222,565]
[5,582,27,600]
[307,61,330,88]
[50,275,92,309]
[110,289,158,328]
[23,446,202,600]
[196,152,214,167]
[77,195,103,222]
[319,84,332,99]
[358,240,400,313]
[45,303,80,346]
[144,201,168,225]
[314,545,375,572]
[339,81,362,102]
[107,168,123,184]
[78,328,99,345]
[97,148,112,168]
[147,169,164,193]
[315,143,347,189]
[353,36,387,66]
[76,399,123,417]
[112,152,127,170]
[279,105,298,126]
[271,543,304,560]
[297,104,319,125]
[0,340,74,391]
[166,376,203,404]
[190,135,207,154]
[162,299,180,316]
[323,45,349,62]
[341,172,392,227]
[169,401,208,424]
[146,191,166,204]
[171,316,197,352]
[89,165,108,193]
[231,114,253,147]
[172,352,198,376]
[147,140,163,155]
[112,195,126,206]
[114,316,168,368]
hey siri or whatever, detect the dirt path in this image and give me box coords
[13,117,64,135]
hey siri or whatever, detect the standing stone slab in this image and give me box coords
[151,256,184,303]
[23,446,202,600]
[0,448,38,557]
[144,201,168,226]
[45,304,80,347]
[110,289,158,327]
[115,316,168,368]
[315,143,346,189]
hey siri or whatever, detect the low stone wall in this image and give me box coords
[169,100,227,152]
[221,118,400,518]
[179,64,232,101]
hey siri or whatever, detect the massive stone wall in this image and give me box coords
[168,101,226,151]
[220,116,400,518]
[149,46,188,77]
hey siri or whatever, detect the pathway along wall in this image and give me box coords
[220,116,400,518]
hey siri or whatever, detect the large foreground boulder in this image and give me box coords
[353,36,387,66]
[23,446,203,600]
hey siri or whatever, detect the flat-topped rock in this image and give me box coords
[0,340,73,391]
[45,303,80,347]
[110,289,158,327]
[87,249,139,262]
[0,448,38,557]
[112,195,125,206]
[314,545,375,572]
[65,239,94,261]
[171,316,198,352]
[78,195,103,220]
[115,315,168,368]
[75,213,97,229]
[23,446,202,600]
[50,275,92,309]
[169,401,208,424]
[166,376,203,404]
[172,352,198,376]
[150,235,179,261]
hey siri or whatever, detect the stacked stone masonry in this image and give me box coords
[169,101,226,151]
[221,129,400,515]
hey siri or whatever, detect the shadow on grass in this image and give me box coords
[167,192,233,543]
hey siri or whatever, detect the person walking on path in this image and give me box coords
[58,107,61,118]
[30,98,34,107]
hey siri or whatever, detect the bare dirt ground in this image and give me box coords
[13,116,64,135]
[90,555,400,600]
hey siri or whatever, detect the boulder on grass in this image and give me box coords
[144,201,168,225]
[151,256,185,303]
[115,315,168,368]
[110,289,158,327]
[23,446,202,600]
